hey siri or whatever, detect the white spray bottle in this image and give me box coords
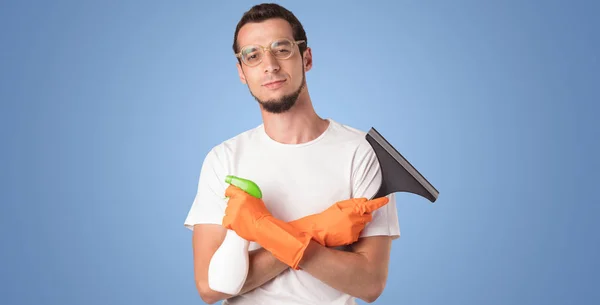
[207,175,262,295]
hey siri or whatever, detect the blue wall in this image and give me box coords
[1,1,598,304]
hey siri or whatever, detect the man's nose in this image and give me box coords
[262,50,280,73]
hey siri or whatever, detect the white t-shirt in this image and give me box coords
[184,118,401,305]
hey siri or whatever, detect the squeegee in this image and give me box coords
[365,127,439,203]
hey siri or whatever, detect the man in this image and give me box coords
[184,3,400,304]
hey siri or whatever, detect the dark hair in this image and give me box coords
[232,3,308,59]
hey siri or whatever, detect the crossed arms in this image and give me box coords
[193,227,392,304]
[192,186,393,304]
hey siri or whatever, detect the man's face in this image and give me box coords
[236,18,311,113]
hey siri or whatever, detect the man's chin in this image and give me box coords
[251,77,305,114]
[258,98,297,114]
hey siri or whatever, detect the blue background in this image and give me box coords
[1,1,598,304]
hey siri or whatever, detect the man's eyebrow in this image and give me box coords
[242,45,259,52]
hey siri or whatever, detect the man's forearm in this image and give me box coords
[298,240,388,302]
[238,247,288,294]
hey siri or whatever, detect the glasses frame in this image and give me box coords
[235,38,306,67]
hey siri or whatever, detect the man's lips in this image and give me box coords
[262,79,286,89]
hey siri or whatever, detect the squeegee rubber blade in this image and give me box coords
[366,128,439,203]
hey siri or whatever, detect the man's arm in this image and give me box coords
[298,235,393,303]
[192,224,288,304]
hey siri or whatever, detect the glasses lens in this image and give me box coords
[241,46,262,66]
[270,39,294,59]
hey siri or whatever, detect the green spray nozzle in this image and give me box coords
[225,175,263,199]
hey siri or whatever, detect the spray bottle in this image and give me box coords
[207,175,263,295]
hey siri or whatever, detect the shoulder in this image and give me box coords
[325,119,370,146]
[327,118,374,154]
[203,124,264,165]
[327,118,368,139]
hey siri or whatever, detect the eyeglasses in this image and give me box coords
[235,38,306,67]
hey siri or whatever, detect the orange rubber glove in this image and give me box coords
[222,185,312,270]
[288,196,390,247]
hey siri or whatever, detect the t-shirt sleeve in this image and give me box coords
[183,148,229,231]
[351,138,401,240]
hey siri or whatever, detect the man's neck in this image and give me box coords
[261,95,329,145]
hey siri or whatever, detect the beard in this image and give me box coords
[250,70,306,114]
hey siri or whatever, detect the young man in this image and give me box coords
[184,3,400,305]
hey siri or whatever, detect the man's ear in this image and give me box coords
[236,62,247,84]
[303,47,313,72]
